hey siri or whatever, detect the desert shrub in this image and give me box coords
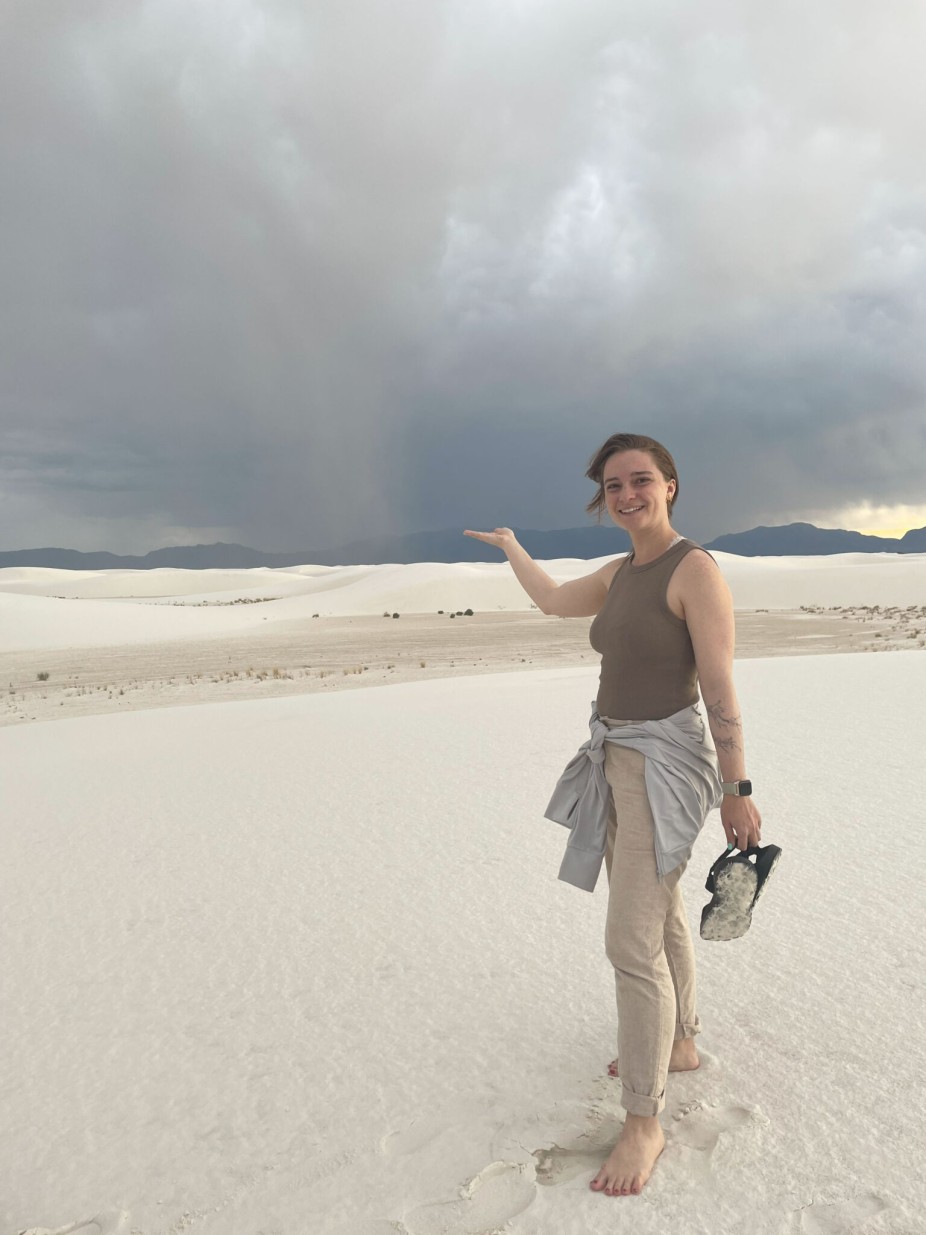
[37,671,50,681]
[450,613,456,619]
[393,612,400,619]
[464,608,473,616]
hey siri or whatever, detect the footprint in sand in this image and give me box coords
[797,1192,889,1234]
[17,1211,131,1235]
[531,1123,622,1187]
[483,1091,623,1189]
[668,1102,759,1181]
[532,1140,605,1186]
[531,1099,757,1189]
[403,1160,536,1235]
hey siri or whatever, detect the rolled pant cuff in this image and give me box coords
[621,1086,665,1117]
[674,1020,701,1040]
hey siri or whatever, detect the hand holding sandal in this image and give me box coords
[700,842,782,942]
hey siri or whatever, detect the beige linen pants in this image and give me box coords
[602,730,701,1117]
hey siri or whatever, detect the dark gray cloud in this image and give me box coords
[2,0,926,552]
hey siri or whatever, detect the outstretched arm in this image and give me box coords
[463,527,615,617]
[676,552,762,850]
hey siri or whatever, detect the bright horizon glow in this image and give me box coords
[825,501,926,539]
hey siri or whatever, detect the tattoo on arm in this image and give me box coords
[706,699,742,730]
[714,735,742,753]
[706,698,743,754]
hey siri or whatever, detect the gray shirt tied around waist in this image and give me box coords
[545,703,723,892]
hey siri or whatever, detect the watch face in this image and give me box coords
[739,780,752,796]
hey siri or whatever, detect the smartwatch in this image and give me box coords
[721,779,752,797]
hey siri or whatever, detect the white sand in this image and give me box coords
[2,557,924,1234]
[1,551,924,651]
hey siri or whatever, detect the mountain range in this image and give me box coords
[0,522,924,570]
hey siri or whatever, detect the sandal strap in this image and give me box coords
[704,843,764,892]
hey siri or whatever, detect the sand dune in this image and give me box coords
[0,551,924,652]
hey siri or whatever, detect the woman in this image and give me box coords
[464,432,762,1199]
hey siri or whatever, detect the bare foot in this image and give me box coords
[607,1038,700,1078]
[589,1113,665,1196]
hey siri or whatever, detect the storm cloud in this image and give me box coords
[3,0,925,552]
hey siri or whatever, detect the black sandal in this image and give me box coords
[699,843,782,942]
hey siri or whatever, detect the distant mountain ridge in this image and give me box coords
[706,522,926,556]
[0,522,923,570]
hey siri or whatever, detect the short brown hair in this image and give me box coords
[585,433,679,521]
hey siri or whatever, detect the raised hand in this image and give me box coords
[462,527,518,553]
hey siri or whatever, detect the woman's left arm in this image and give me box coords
[676,551,762,851]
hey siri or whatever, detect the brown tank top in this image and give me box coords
[589,538,708,721]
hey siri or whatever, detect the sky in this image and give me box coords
[3,0,926,554]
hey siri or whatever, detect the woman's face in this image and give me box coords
[602,450,676,531]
